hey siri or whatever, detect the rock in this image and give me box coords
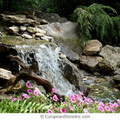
[0,68,16,80]
[20,26,27,32]
[27,27,37,33]
[95,78,106,83]
[79,55,103,71]
[99,45,120,58]
[0,31,2,37]
[41,36,54,42]
[59,53,66,59]
[113,75,120,83]
[114,68,120,75]
[99,45,120,71]
[61,58,83,89]
[60,43,80,61]
[22,34,33,39]
[39,21,84,55]
[39,21,79,40]
[37,18,49,24]
[35,11,68,23]
[8,26,19,34]
[1,14,39,26]
[35,32,45,37]
[36,28,46,34]
[0,68,16,88]
[83,40,102,55]
[112,68,120,89]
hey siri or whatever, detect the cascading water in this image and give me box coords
[15,43,76,95]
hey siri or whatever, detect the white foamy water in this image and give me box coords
[16,44,76,95]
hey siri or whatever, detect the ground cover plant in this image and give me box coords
[0,82,119,113]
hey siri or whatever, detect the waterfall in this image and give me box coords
[15,43,76,95]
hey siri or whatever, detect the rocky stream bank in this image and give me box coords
[0,11,119,102]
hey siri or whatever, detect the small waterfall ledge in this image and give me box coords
[15,43,82,96]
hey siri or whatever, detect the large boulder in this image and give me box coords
[83,40,102,55]
[99,45,120,71]
[39,21,79,40]
[40,21,84,55]
[0,68,16,88]
[61,58,83,89]
[79,55,103,71]
[35,11,68,23]
[59,43,80,61]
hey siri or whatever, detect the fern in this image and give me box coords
[72,3,120,45]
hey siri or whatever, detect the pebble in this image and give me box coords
[59,53,66,59]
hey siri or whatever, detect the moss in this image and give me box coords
[53,36,85,55]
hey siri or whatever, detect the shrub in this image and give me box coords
[72,3,120,45]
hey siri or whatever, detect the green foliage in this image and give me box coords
[0,96,52,113]
[72,3,120,45]
[0,93,119,113]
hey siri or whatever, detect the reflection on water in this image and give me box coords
[83,76,120,102]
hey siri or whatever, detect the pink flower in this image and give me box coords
[33,90,39,96]
[78,99,84,103]
[52,95,59,101]
[48,109,54,113]
[52,88,57,93]
[117,99,120,104]
[83,109,89,113]
[98,106,104,112]
[63,102,68,105]
[73,94,79,99]
[112,103,119,108]
[60,108,66,113]
[105,106,111,111]
[86,98,93,103]
[26,82,31,88]
[22,93,30,99]
[12,98,17,101]
[79,91,84,96]
[70,97,76,103]
[109,103,119,108]
[19,96,23,100]
[69,106,74,111]
[27,89,33,93]
[9,96,13,99]
[98,101,105,108]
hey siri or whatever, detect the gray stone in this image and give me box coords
[99,45,120,71]
[1,14,39,26]
[39,21,84,55]
[41,36,54,42]
[60,43,80,61]
[8,26,19,34]
[79,55,103,71]
[0,68,16,80]
[59,53,66,59]
[83,40,102,55]
[35,11,68,23]
[35,32,45,37]
[39,21,79,40]
[22,33,33,39]
[20,26,27,32]
[61,58,83,89]
[27,27,38,33]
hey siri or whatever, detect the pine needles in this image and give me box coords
[72,3,120,45]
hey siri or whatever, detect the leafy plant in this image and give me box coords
[0,82,119,113]
[72,3,120,45]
